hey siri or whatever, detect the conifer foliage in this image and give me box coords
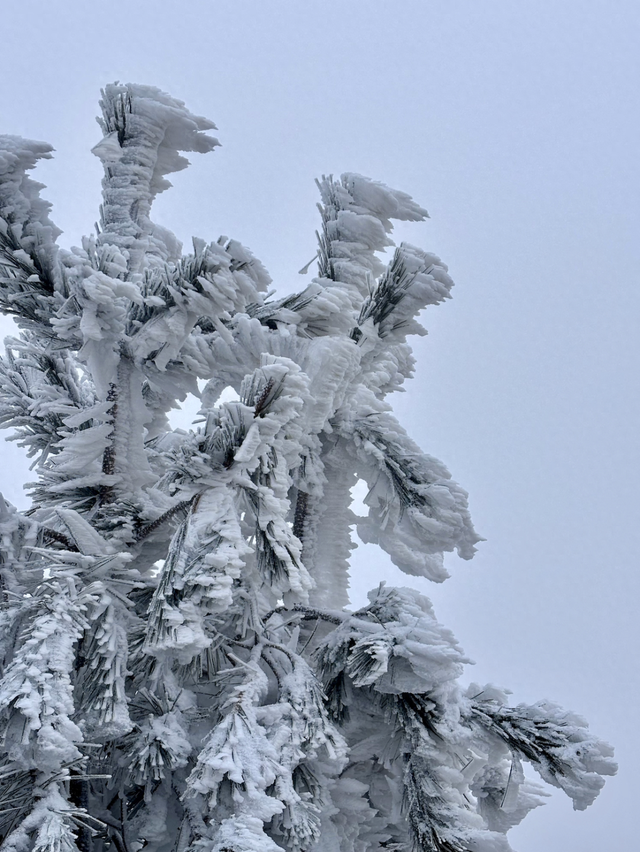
[0,84,615,852]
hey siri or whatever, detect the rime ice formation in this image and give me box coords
[0,84,615,852]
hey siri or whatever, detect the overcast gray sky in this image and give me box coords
[2,2,638,849]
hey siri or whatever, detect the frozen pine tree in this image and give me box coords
[0,83,615,852]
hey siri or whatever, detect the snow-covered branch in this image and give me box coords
[0,84,614,852]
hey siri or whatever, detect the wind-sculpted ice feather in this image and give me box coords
[0,84,614,852]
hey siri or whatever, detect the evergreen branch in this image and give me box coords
[133,498,195,543]
[41,528,78,551]
[352,249,417,339]
[466,697,616,809]
[403,755,467,852]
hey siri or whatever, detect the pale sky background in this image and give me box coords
[1,1,638,849]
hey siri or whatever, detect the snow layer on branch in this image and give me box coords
[109,355,156,494]
[130,237,271,376]
[186,649,345,852]
[344,174,429,228]
[1,784,80,852]
[0,335,94,464]
[315,174,428,310]
[471,755,548,834]
[95,83,219,270]
[316,585,520,851]
[0,137,59,240]
[32,354,154,510]
[0,578,86,771]
[0,135,64,327]
[55,507,110,554]
[303,439,357,610]
[353,243,455,395]
[336,390,480,581]
[205,814,284,852]
[300,337,361,434]
[0,494,40,607]
[466,690,617,812]
[186,665,285,820]
[144,485,251,662]
[246,282,353,340]
[318,585,468,696]
[128,706,192,787]
[76,589,132,739]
